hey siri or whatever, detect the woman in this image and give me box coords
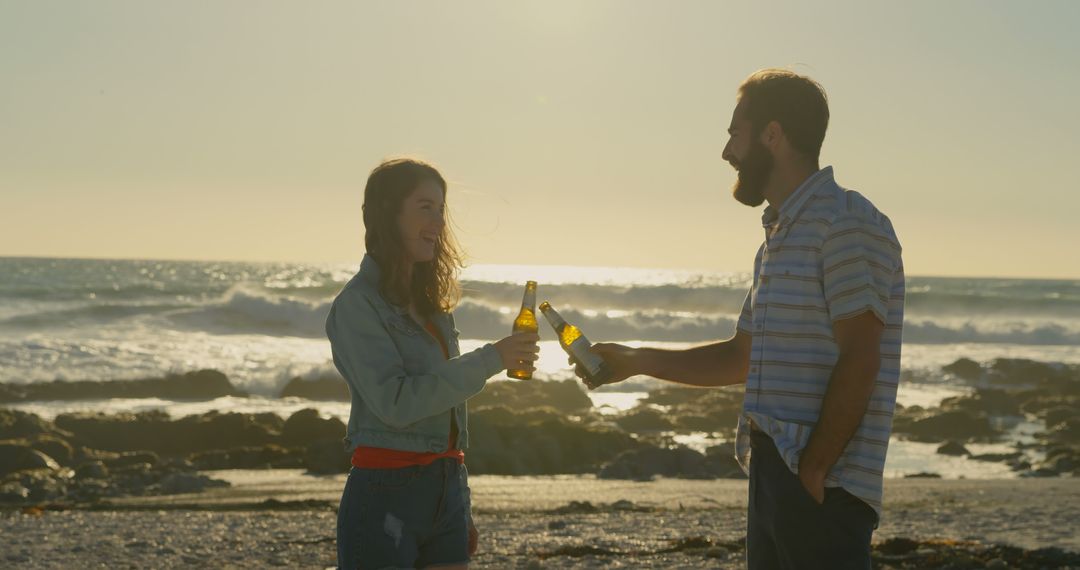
[327,158,539,569]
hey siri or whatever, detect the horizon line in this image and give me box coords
[2,253,1077,282]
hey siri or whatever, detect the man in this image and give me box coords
[588,69,905,569]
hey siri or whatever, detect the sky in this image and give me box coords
[2,1,1079,279]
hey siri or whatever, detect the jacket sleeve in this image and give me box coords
[326,290,504,429]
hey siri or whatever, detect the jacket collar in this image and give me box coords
[356,255,452,329]
[357,254,407,316]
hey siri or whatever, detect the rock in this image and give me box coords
[904,472,942,478]
[547,520,567,530]
[16,469,69,502]
[279,376,349,401]
[1009,460,1032,472]
[470,379,593,414]
[113,462,154,478]
[551,501,598,514]
[281,409,345,447]
[0,409,72,439]
[467,407,639,475]
[157,472,230,495]
[704,444,745,478]
[892,409,1000,442]
[970,452,1022,462]
[940,389,1021,416]
[105,451,160,469]
[68,479,110,502]
[0,443,61,477]
[0,369,245,403]
[613,407,675,432]
[1043,406,1079,428]
[304,439,351,475]
[638,387,744,435]
[0,481,30,503]
[161,457,197,472]
[942,358,982,381]
[26,435,75,466]
[1037,448,1080,475]
[936,441,970,456]
[55,410,282,455]
[985,558,1008,569]
[1046,417,1080,445]
[74,461,109,480]
[1021,394,1080,418]
[189,445,304,470]
[987,359,1078,389]
[599,446,732,480]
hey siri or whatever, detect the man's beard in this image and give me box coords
[731,139,774,207]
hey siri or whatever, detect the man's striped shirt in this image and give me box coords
[734,166,905,521]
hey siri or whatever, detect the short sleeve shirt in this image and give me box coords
[734,166,905,521]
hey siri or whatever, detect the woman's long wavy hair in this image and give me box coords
[362,158,464,316]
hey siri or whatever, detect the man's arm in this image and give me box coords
[797,311,884,502]
[591,329,752,388]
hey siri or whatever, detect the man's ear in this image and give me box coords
[760,120,783,150]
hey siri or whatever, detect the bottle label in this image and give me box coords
[567,337,604,376]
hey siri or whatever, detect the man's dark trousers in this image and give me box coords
[746,430,878,569]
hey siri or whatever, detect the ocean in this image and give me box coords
[2,256,1078,478]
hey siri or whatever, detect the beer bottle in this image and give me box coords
[538,301,612,389]
[507,281,538,379]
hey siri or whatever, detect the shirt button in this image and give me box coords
[751,367,759,374]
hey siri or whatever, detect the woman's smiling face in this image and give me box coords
[397,178,446,264]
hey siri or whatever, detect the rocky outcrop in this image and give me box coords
[280,408,346,447]
[598,444,745,480]
[0,370,244,403]
[636,386,743,435]
[54,410,284,455]
[892,408,1001,443]
[936,441,970,456]
[467,406,640,475]
[470,379,594,415]
[279,376,349,401]
[189,445,305,470]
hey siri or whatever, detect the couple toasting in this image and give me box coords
[326,68,905,570]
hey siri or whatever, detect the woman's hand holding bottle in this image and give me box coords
[493,332,540,374]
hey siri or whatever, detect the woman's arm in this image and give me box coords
[326,291,504,428]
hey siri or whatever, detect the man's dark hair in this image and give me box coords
[738,69,829,163]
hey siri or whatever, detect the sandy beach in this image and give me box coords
[3,470,1078,569]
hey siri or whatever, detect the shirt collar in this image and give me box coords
[761,166,834,229]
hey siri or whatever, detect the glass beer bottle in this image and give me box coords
[507,281,538,379]
[538,301,612,388]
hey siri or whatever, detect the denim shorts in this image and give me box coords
[337,458,470,570]
[747,430,878,570]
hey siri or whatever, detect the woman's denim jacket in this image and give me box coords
[326,255,503,456]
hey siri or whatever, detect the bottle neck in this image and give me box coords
[521,287,536,310]
[541,306,566,329]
